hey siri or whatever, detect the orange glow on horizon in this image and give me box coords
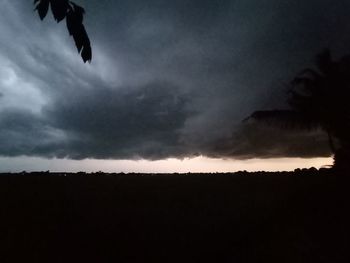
[0,156,333,173]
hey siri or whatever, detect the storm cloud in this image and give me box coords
[0,0,349,160]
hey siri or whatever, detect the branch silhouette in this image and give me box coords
[34,0,92,63]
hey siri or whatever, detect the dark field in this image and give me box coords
[1,169,349,262]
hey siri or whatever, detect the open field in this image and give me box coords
[0,169,349,262]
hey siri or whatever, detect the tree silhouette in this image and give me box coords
[34,0,92,63]
[246,49,350,169]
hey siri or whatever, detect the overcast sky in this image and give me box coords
[1,0,349,172]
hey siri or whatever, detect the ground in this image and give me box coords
[0,169,349,262]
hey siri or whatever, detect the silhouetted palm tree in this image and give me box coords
[247,49,350,169]
[34,0,92,63]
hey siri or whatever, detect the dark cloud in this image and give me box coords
[43,82,192,159]
[0,88,332,160]
[0,0,349,160]
[0,109,64,157]
[206,122,331,159]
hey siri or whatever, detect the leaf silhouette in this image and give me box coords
[33,0,92,63]
[66,3,91,62]
[50,0,68,22]
[81,42,92,63]
[34,0,50,20]
[69,2,85,24]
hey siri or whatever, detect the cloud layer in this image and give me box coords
[1,0,350,160]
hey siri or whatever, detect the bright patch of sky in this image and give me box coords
[0,156,332,173]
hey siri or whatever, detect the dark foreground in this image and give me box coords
[0,169,349,262]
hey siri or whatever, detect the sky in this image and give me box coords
[1,0,349,172]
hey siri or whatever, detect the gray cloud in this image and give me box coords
[0,0,349,160]
[0,109,65,157]
[206,122,331,159]
[43,82,191,159]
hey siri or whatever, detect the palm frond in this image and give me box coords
[244,110,320,130]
